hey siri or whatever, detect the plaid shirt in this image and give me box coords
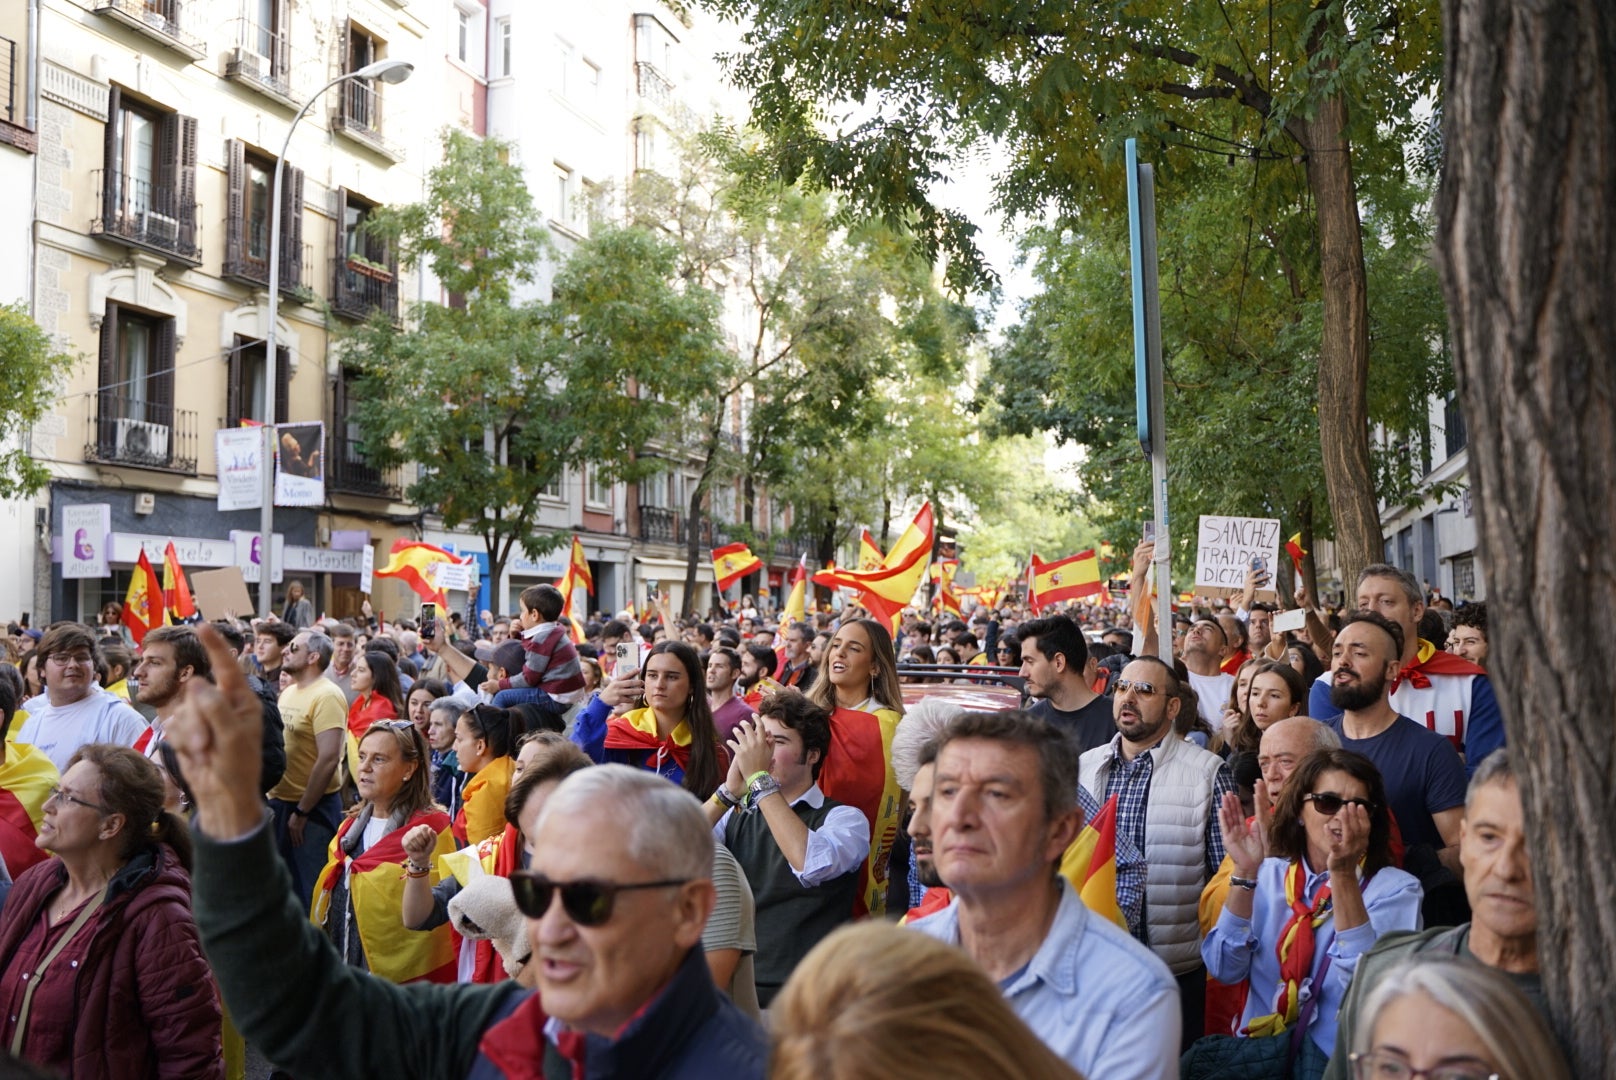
[1079,784,1147,938]
[1099,733,1236,944]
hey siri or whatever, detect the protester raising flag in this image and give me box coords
[374,540,461,604]
[554,536,593,644]
[162,541,198,622]
[1030,550,1106,610]
[712,542,764,592]
[813,502,935,629]
[1059,793,1126,930]
[929,559,961,615]
[122,548,168,646]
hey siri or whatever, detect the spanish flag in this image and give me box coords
[122,548,168,646]
[817,703,905,918]
[1031,549,1105,608]
[813,503,934,627]
[557,535,594,599]
[1286,531,1308,574]
[311,809,458,984]
[374,539,459,604]
[1026,553,1043,613]
[439,823,524,983]
[0,740,57,879]
[930,560,961,615]
[781,554,807,625]
[858,529,884,571]
[712,542,764,592]
[1059,794,1125,929]
[162,541,198,621]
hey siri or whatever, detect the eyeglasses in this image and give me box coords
[47,653,93,668]
[1305,792,1376,816]
[1113,679,1161,697]
[46,785,113,815]
[1349,1051,1499,1080]
[508,872,689,926]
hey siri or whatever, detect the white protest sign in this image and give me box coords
[360,545,375,595]
[1194,516,1281,597]
[433,561,474,592]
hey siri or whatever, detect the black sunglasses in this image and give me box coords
[1304,792,1376,816]
[508,871,689,926]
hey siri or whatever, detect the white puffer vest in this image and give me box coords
[1081,734,1225,975]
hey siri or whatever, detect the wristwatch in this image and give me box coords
[1230,875,1258,891]
[747,772,781,805]
[290,806,309,819]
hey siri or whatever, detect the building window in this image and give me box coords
[553,38,572,97]
[98,87,200,263]
[457,9,470,62]
[223,140,305,290]
[496,17,512,77]
[341,21,385,135]
[541,469,564,500]
[333,188,397,322]
[94,302,179,467]
[586,467,610,509]
[553,163,574,223]
[583,59,600,102]
[634,121,657,173]
[227,336,290,427]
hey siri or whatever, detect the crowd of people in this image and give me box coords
[0,554,1564,1080]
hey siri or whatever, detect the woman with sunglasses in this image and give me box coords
[1191,748,1422,1077]
[452,704,517,845]
[344,651,406,784]
[311,720,456,984]
[571,640,724,800]
[0,743,223,1078]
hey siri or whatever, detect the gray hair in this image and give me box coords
[1357,563,1423,607]
[1466,748,1516,809]
[1354,956,1569,1080]
[429,694,474,723]
[536,764,713,881]
[1264,716,1342,756]
[890,699,962,791]
[398,630,420,654]
[302,632,333,671]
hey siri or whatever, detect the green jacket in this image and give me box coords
[1323,925,1471,1080]
[191,813,525,1078]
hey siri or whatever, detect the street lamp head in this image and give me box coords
[353,59,414,84]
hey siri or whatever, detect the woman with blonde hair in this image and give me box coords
[771,921,1081,1080]
[1351,954,1570,1080]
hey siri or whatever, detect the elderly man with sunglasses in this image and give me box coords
[1079,655,1236,1047]
[168,625,768,1080]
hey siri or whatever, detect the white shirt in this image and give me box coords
[1184,669,1236,727]
[14,689,151,773]
[713,783,871,887]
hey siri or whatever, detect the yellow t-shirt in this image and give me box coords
[268,679,350,803]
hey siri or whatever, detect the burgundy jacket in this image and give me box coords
[0,844,223,1079]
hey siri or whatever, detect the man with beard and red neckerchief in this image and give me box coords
[1309,563,1503,777]
[1322,610,1470,925]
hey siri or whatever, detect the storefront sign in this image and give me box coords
[230,530,285,584]
[61,504,111,579]
[283,546,365,574]
[111,533,236,568]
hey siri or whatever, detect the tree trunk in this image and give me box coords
[1302,89,1382,590]
[1438,1,1616,1075]
[682,437,721,619]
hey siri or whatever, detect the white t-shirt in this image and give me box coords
[1184,670,1236,729]
[14,690,151,773]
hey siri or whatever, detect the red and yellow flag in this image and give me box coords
[813,503,935,628]
[1060,793,1125,929]
[374,539,459,604]
[311,809,458,984]
[929,559,961,615]
[162,541,198,621]
[1026,553,1044,612]
[1031,549,1106,608]
[782,554,808,625]
[1286,531,1308,574]
[0,740,57,879]
[557,535,594,598]
[122,548,168,645]
[858,529,885,571]
[712,542,764,592]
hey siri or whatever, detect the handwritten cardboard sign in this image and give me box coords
[1195,516,1281,598]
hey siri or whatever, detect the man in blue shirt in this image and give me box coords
[909,708,1179,1080]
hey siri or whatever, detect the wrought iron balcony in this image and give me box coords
[93,0,204,60]
[224,18,298,107]
[331,254,398,323]
[85,393,197,474]
[332,80,402,161]
[224,218,311,301]
[329,432,402,499]
[91,170,203,265]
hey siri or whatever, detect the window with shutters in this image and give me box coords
[330,366,399,497]
[332,188,397,322]
[226,0,294,104]
[334,21,400,159]
[94,87,201,265]
[88,301,195,473]
[226,335,289,427]
[222,139,305,294]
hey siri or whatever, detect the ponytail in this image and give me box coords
[469,704,517,760]
[152,810,194,873]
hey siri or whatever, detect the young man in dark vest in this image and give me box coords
[703,688,870,1007]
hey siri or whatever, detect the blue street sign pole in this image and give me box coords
[1127,138,1172,658]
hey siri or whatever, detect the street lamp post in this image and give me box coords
[258,58,413,618]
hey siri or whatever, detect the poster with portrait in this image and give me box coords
[274,422,326,507]
[61,504,111,579]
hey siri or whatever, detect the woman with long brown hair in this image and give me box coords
[807,618,906,917]
[310,720,456,984]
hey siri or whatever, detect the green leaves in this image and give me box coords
[0,303,75,499]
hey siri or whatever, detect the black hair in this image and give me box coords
[642,641,723,800]
[520,584,565,622]
[758,688,834,779]
[1017,614,1089,672]
[1340,610,1405,661]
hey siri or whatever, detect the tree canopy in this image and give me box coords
[0,303,75,499]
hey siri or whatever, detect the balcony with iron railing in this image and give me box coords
[633,61,699,130]
[638,505,679,544]
[224,18,298,108]
[93,0,205,60]
[332,79,402,161]
[331,248,398,323]
[329,430,402,499]
[85,393,197,474]
[91,171,203,265]
[0,36,28,153]
[224,218,312,302]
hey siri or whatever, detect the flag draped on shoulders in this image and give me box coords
[816,703,904,919]
[604,706,692,777]
[311,808,458,984]
[1059,793,1126,929]
[0,741,58,878]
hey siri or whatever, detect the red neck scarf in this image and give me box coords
[1390,639,1487,693]
[1244,861,1332,1037]
[604,709,692,773]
